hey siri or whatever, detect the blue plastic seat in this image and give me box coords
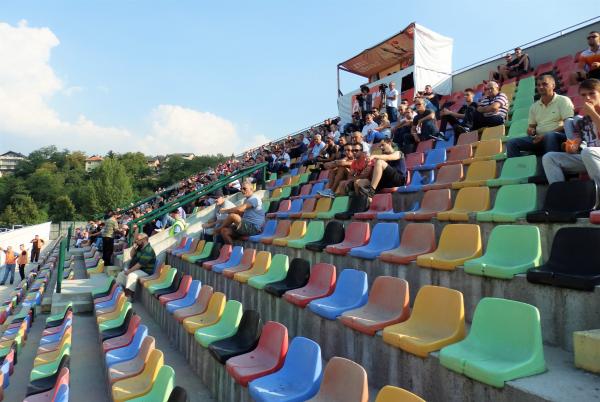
[1,360,9,388]
[348,223,400,260]
[289,168,299,176]
[171,238,193,256]
[377,201,420,220]
[54,384,69,402]
[95,287,123,310]
[413,148,447,170]
[268,178,284,190]
[278,199,303,219]
[213,246,244,273]
[249,220,278,243]
[397,170,435,193]
[435,134,455,150]
[40,319,72,345]
[105,324,148,367]
[248,337,323,402]
[308,269,369,320]
[166,280,201,313]
[303,182,325,199]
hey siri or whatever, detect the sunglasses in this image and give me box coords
[588,36,598,40]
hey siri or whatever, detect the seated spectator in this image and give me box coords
[472,81,509,129]
[350,131,371,154]
[219,180,265,244]
[570,31,600,85]
[288,138,307,159]
[361,113,380,143]
[507,74,574,158]
[303,134,326,166]
[315,136,339,168]
[327,123,340,142]
[395,98,438,154]
[334,144,372,196]
[116,233,156,298]
[202,195,236,241]
[420,85,440,111]
[272,148,291,174]
[224,179,241,195]
[343,111,364,134]
[355,137,407,198]
[392,108,416,150]
[365,112,392,144]
[317,141,353,198]
[439,88,478,141]
[542,79,600,184]
[494,48,530,81]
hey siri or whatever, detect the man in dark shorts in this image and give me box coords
[219,180,265,244]
[356,137,407,198]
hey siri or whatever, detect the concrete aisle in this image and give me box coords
[133,300,216,402]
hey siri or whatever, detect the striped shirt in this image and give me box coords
[478,92,509,118]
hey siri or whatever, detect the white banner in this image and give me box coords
[413,23,453,95]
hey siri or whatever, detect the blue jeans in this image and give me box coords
[506,131,566,158]
[1,264,15,285]
[386,106,398,122]
[366,130,388,144]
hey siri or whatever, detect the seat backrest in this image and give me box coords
[271,188,282,199]
[140,349,164,385]
[309,263,337,291]
[464,160,496,181]
[273,220,292,238]
[317,170,329,181]
[286,258,311,285]
[416,139,434,154]
[369,223,400,248]
[480,125,505,141]
[252,251,272,272]
[453,186,490,211]
[258,321,289,362]
[195,286,214,312]
[469,298,541,358]
[215,244,232,262]
[508,118,529,137]
[547,227,600,274]
[456,131,478,146]
[347,194,370,213]
[420,188,451,211]
[205,292,227,318]
[277,200,292,213]
[299,184,313,196]
[239,249,257,268]
[375,385,425,402]
[446,145,472,163]
[473,139,502,157]
[268,254,289,276]
[493,183,537,211]
[314,197,332,213]
[405,153,424,170]
[498,155,537,179]
[435,164,463,185]
[301,198,317,213]
[304,221,325,241]
[400,223,436,252]
[219,300,243,327]
[511,106,529,121]
[369,276,409,314]
[411,285,464,334]
[322,221,346,244]
[486,225,541,262]
[280,337,322,381]
[331,269,368,303]
[289,199,304,212]
[369,193,393,213]
[543,180,597,212]
[258,220,277,238]
[437,224,481,254]
[288,221,307,239]
[345,221,370,245]
[424,148,446,165]
[267,200,281,214]
[310,182,325,195]
[391,193,419,213]
[236,310,263,345]
[311,357,368,402]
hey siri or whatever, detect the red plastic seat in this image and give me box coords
[534,62,553,76]
[455,131,479,147]
[266,200,292,219]
[222,249,257,279]
[283,263,337,308]
[159,275,192,305]
[422,164,464,191]
[174,285,214,322]
[290,184,313,200]
[226,321,288,387]
[354,194,393,220]
[94,283,118,305]
[379,223,437,264]
[325,222,369,255]
[405,153,424,171]
[404,189,452,221]
[590,211,600,224]
[311,170,330,183]
[439,145,472,167]
[416,139,434,154]
[290,198,316,219]
[102,315,141,353]
[167,237,188,255]
[42,312,73,336]
[203,244,233,270]
[261,220,291,245]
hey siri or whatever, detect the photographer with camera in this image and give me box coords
[385,81,399,122]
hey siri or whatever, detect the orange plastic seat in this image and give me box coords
[108,336,156,384]
[439,145,472,167]
[302,198,332,219]
[174,285,214,322]
[437,186,490,221]
[307,357,369,402]
[182,292,226,334]
[326,222,369,255]
[354,194,393,220]
[379,223,436,264]
[404,189,451,221]
[422,164,464,190]
[455,131,479,147]
[261,220,291,245]
[340,276,410,335]
[233,251,271,283]
[222,249,257,279]
[416,224,482,270]
[272,221,307,246]
[451,160,497,188]
[290,198,316,218]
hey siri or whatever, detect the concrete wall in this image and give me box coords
[451,21,600,92]
[0,222,52,254]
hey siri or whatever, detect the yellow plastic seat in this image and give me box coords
[233,251,271,283]
[111,349,163,402]
[451,160,496,188]
[302,198,332,219]
[97,296,127,323]
[142,265,172,288]
[374,385,425,402]
[437,187,490,221]
[416,224,482,270]
[463,139,504,164]
[88,259,105,275]
[34,331,72,366]
[272,221,307,247]
[182,292,226,334]
[267,188,282,201]
[480,125,506,141]
[382,286,465,357]
[181,240,206,261]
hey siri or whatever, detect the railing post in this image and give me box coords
[56,238,66,293]
[66,225,73,251]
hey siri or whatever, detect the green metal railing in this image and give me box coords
[92,186,175,220]
[56,237,67,294]
[126,162,268,245]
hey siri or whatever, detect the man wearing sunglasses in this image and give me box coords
[219,180,265,244]
[571,31,600,85]
[506,74,574,158]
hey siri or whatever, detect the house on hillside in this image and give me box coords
[0,151,26,177]
[166,153,195,161]
[147,157,161,171]
[85,155,103,172]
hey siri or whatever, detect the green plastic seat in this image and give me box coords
[439,297,546,387]
[476,184,537,222]
[194,300,243,347]
[269,173,278,181]
[504,119,529,141]
[510,97,534,111]
[92,278,114,298]
[127,365,175,402]
[99,302,132,331]
[464,225,542,279]
[297,173,310,186]
[30,344,70,381]
[148,268,177,294]
[316,196,349,219]
[46,302,72,323]
[271,186,292,202]
[187,242,214,263]
[515,77,535,94]
[248,254,289,289]
[509,106,529,123]
[486,155,537,186]
[262,201,272,214]
[287,221,325,249]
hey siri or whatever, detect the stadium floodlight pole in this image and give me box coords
[126,162,268,246]
[56,237,66,293]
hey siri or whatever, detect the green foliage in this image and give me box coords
[90,158,134,212]
[49,195,76,222]
[0,194,46,225]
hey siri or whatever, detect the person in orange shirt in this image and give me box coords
[17,244,28,282]
[1,246,18,286]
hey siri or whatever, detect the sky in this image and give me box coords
[0,1,596,156]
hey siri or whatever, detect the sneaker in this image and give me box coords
[359,185,376,199]
[429,132,447,141]
[317,189,335,198]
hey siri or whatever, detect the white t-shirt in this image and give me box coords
[362,121,379,138]
[386,88,399,108]
[279,152,291,167]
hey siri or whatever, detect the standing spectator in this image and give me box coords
[439,88,478,139]
[17,244,28,281]
[219,179,265,244]
[29,235,44,262]
[116,233,156,298]
[507,75,574,158]
[385,82,399,122]
[1,246,17,286]
[571,31,600,84]
[101,211,118,266]
[357,85,373,119]
[167,210,186,236]
[356,137,407,197]
[542,79,600,184]
[471,81,509,129]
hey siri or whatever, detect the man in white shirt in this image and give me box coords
[385,81,399,122]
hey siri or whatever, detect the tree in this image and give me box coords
[0,205,18,226]
[1,194,46,225]
[26,167,65,206]
[49,195,76,222]
[90,158,133,212]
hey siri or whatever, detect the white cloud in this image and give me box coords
[0,21,266,156]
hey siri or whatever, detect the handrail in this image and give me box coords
[126,161,268,245]
[92,186,175,220]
